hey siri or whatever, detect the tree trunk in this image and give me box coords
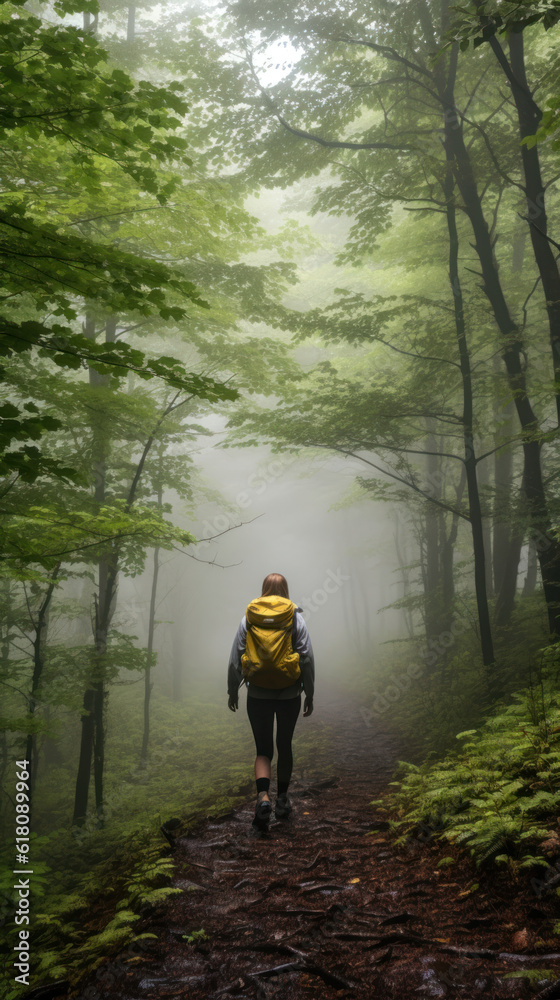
[424,422,444,640]
[393,510,414,639]
[492,29,560,425]
[73,315,117,827]
[25,565,60,814]
[127,6,135,42]
[442,121,494,669]
[141,466,163,765]
[493,404,516,596]
[441,39,560,636]
[73,688,96,827]
[172,626,184,701]
[140,542,160,766]
[495,524,524,626]
[476,455,493,598]
[492,234,524,615]
[523,537,539,596]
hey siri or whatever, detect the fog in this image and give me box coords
[118,432,404,704]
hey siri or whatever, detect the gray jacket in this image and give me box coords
[227,605,315,702]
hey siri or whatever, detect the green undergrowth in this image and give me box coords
[0,682,331,998]
[375,643,560,877]
[346,592,549,758]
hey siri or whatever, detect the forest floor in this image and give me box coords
[66,689,560,1000]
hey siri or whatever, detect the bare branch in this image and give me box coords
[310,444,471,520]
[194,513,265,545]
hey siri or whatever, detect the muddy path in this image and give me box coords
[71,690,560,1000]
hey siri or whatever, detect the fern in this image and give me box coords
[383,661,560,871]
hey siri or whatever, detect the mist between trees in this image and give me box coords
[3,0,560,993]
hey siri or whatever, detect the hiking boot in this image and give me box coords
[253,791,272,829]
[275,793,292,820]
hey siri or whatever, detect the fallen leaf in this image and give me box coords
[512,928,529,951]
[459,882,479,897]
[541,836,560,854]
[349,878,360,884]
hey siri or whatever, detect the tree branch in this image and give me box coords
[310,444,471,520]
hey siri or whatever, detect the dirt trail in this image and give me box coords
[72,690,560,1000]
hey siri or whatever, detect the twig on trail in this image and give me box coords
[226,942,292,954]
[375,945,393,964]
[456,915,494,929]
[260,879,290,895]
[533,980,560,1000]
[186,859,214,872]
[211,976,249,996]
[248,961,301,980]
[322,929,426,947]
[267,908,326,916]
[233,878,254,890]
[302,851,324,871]
[302,825,339,835]
[437,944,560,962]
[227,897,266,911]
[379,911,416,925]
[219,923,258,937]
[310,821,369,837]
[298,882,351,893]
[284,945,357,989]
[309,776,340,791]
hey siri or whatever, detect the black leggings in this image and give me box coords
[246,694,301,788]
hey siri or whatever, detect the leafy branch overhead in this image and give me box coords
[0,0,246,482]
[0,5,191,197]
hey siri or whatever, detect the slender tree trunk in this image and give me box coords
[91,317,119,826]
[83,10,98,33]
[441,39,560,635]
[442,126,494,668]
[92,549,118,826]
[486,28,560,425]
[495,525,524,626]
[25,564,60,813]
[172,627,184,701]
[73,315,116,827]
[523,538,539,596]
[73,688,96,827]
[0,583,12,828]
[493,400,516,596]
[493,420,525,627]
[492,232,524,616]
[440,463,467,637]
[476,456,493,598]
[127,6,135,42]
[424,422,443,640]
[393,510,414,639]
[141,465,163,765]
[140,542,160,766]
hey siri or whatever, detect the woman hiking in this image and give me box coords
[227,572,315,831]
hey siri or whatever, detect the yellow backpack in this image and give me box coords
[241,595,301,689]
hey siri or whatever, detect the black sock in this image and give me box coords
[278,781,289,796]
[256,777,270,795]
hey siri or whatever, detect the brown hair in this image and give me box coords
[261,573,290,599]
